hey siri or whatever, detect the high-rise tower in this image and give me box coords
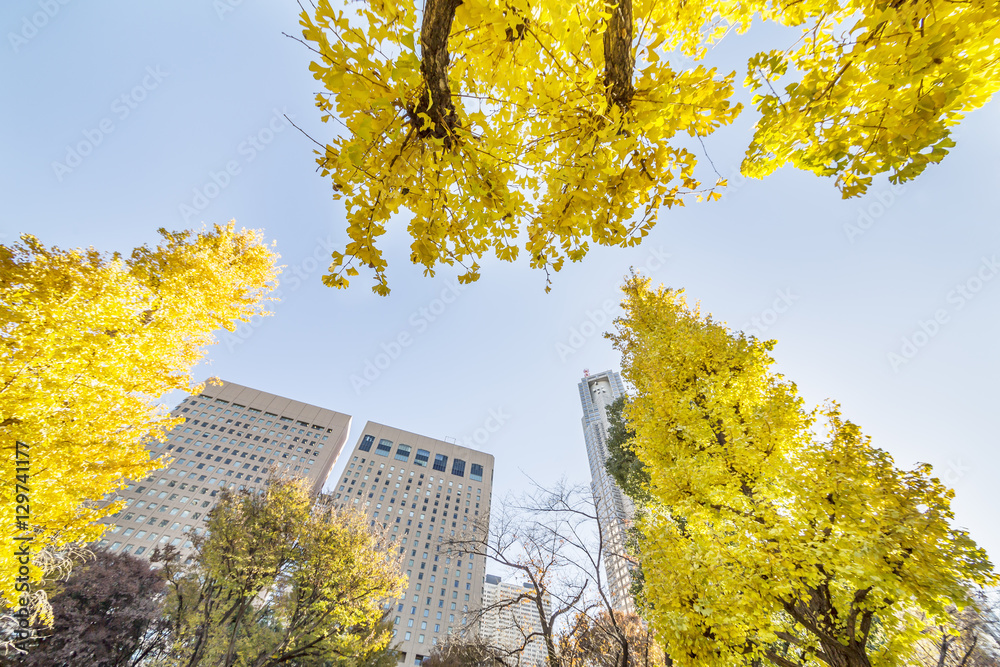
[578,369,635,612]
[480,575,551,666]
[100,380,352,558]
[325,422,495,666]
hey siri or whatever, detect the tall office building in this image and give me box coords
[99,380,352,558]
[578,369,635,612]
[326,422,495,666]
[480,575,550,667]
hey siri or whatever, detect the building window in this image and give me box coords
[414,449,430,467]
[451,459,465,477]
[395,444,412,461]
[469,464,483,482]
[359,435,375,452]
[376,439,392,457]
[432,454,447,472]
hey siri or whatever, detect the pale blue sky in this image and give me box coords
[2,2,998,561]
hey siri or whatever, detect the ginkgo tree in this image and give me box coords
[606,275,998,667]
[0,223,278,617]
[299,0,1000,294]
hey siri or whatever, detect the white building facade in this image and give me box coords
[326,422,495,666]
[100,380,353,558]
[480,575,550,667]
[578,370,635,612]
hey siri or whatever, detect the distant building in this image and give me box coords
[99,380,352,558]
[578,369,635,612]
[480,575,551,667]
[323,422,495,666]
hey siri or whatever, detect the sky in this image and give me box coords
[2,2,998,563]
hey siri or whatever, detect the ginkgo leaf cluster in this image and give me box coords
[301,0,999,293]
[0,222,278,612]
[608,275,997,667]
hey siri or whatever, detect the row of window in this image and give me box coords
[176,410,326,450]
[358,436,484,481]
[103,539,186,557]
[398,616,452,632]
[187,396,332,444]
[398,599,471,619]
[196,395,334,432]
[165,442,314,469]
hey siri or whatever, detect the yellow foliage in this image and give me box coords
[0,222,279,609]
[609,275,998,667]
[301,0,999,293]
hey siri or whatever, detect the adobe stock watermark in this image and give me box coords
[350,280,468,394]
[455,408,511,450]
[714,167,752,205]
[941,459,970,486]
[555,246,670,362]
[213,0,244,20]
[8,0,71,53]
[179,108,292,222]
[888,254,999,372]
[842,182,907,244]
[51,66,168,182]
[741,288,799,338]
[222,234,336,352]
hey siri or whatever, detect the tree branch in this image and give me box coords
[603,0,635,111]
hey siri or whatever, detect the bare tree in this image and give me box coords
[561,610,666,667]
[422,637,508,667]
[911,589,1000,667]
[446,481,655,667]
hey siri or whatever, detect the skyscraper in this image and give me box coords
[480,575,551,667]
[325,422,495,666]
[99,380,352,558]
[578,369,635,612]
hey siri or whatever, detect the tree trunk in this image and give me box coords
[410,0,462,145]
[603,0,634,111]
[818,641,873,667]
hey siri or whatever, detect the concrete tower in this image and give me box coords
[100,380,352,558]
[578,369,635,612]
[325,422,495,666]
